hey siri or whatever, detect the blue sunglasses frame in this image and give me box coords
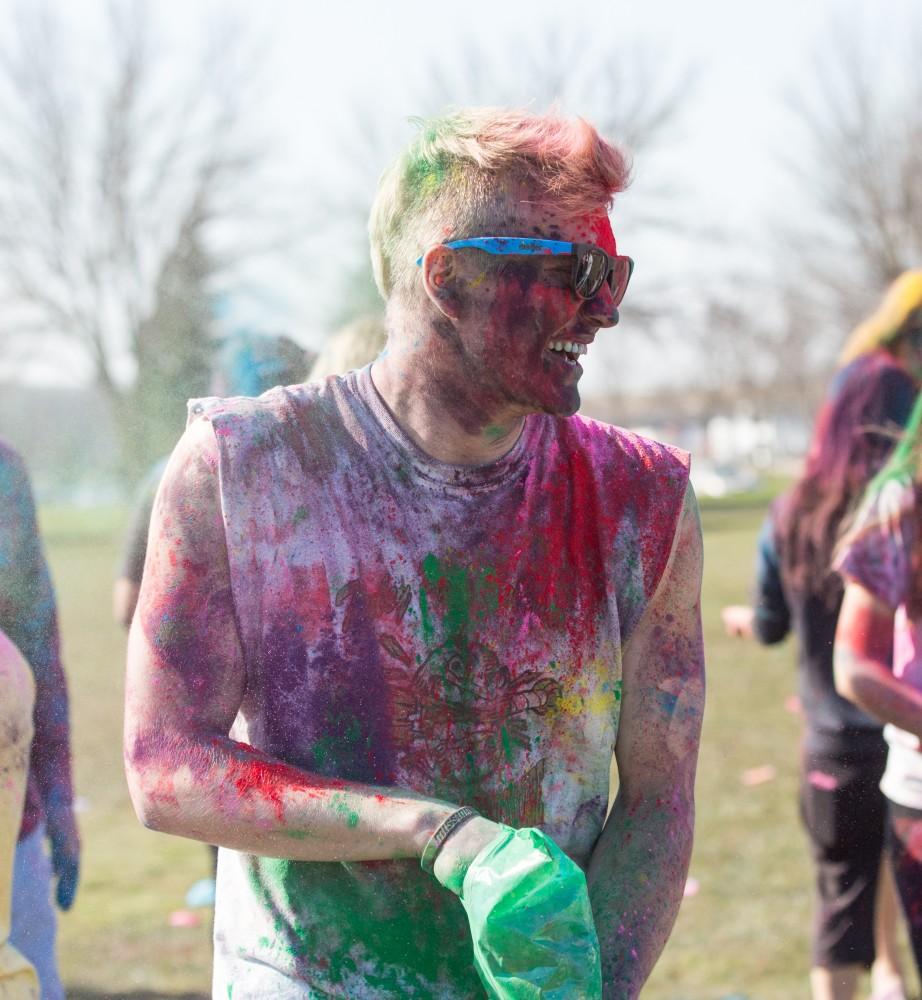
[415,237,634,305]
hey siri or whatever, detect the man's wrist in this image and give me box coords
[410,802,459,857]
[420,806,479,874]
[431,815,507,895]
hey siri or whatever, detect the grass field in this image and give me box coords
[36,500,920,999]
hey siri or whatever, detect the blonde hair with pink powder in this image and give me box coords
[368,107,630,303]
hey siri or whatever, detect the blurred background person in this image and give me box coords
[0,440,78,1000]
[721,272,922,1000]
[0,629,39,998]
[111,329,312,917]
[835,388,922,987]
[838,272,922,383]
[113,330,313,630]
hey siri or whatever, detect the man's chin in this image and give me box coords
[539,389,581,418]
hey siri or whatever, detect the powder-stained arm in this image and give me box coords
[124,418,499,861]
[833,479,922,733]
[587,483,705,999]
[833,583,922,736]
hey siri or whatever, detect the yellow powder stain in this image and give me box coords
[555,692,585,717]
[587,689,617,716]
[549,667,618,719]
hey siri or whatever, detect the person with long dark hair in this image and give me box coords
[723,271,922,1000]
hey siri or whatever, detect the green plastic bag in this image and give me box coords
[449,825,602,999]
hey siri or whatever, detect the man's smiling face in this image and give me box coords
[450,200,621,420]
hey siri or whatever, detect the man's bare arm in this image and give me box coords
[124,418,500,863]
[587,484,705,999]
[834,582,922,738]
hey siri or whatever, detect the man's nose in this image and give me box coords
[581,285,619,328]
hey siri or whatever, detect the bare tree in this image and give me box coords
[0,1,283,480]
[684,15,922,427]
[779,15,922,344]
[692,279,828,428]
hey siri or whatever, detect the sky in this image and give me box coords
[0,0,918,394]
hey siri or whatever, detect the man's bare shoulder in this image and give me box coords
[557,412,690,481]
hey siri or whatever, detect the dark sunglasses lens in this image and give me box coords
[609,257,633,307]
[574,250,606,298]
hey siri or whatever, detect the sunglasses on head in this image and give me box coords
[415,237,634,307]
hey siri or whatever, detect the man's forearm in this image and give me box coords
[125,729,458,862]
[587,789,694,999]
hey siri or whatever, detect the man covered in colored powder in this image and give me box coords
[0,441,78,1000]
[124,108,705,998]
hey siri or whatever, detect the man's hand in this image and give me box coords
[437,824,602,998]
[431,815,505,894]
[47,809,80,910]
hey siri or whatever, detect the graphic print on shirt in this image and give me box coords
[336,553,562,828]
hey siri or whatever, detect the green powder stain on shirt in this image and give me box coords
[292,505,309,525]
[313,717,363,770]
[421,553,499,639]
[422,553,470,642]
[418,584,434,645]
[249,854,479,992]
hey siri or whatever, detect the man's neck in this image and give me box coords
[371,353,525,466]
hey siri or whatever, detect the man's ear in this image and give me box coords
[421,245,463,320]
